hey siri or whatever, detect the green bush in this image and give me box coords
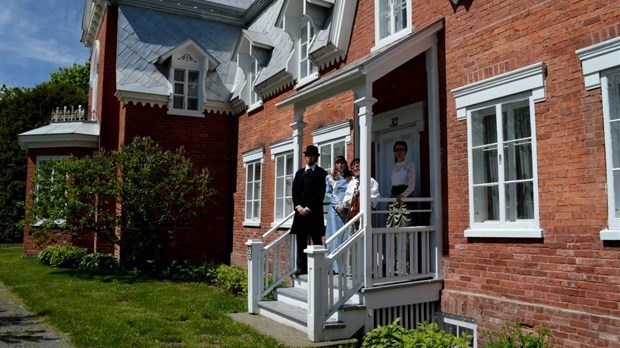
[78,253,118,274]
[363,319,471,348]
[215,264,247,296]
[159,260,217,282]
[484,323,554,348]
[37,245,87,269]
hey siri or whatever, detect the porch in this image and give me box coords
[244,19,445,342]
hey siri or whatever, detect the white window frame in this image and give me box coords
[89,40,99,120]
[248,57,262,110]
[34,155,68,226]
[271,138,295,227]
[452,63,546,238]
[441,315,478,348]
[577,37,620,240]
[312,121,351,172]
[171,67,201,113]
[243,148,264,227]
[373,0,413,52]
[296,16,319,88]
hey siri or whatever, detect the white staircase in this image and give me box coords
[257,274,366,341]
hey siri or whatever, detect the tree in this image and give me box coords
[0,63,89,243]
[27,138,214,270]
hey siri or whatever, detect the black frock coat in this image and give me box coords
[290,166,328,238]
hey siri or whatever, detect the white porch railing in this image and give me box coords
[247,212,296,313]
[368,197,437,287]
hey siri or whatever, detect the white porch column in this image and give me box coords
[354,95,377,289]
[246,239,263,314]
[306,245,328,342]
[291,107,306,171]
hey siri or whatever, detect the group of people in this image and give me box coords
[290,142,415,276]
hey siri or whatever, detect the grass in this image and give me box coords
[0,244,286,347]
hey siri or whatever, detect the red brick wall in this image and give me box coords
[120,103,236,264]
[440,1,620,347]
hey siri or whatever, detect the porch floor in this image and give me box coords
[228,312,359,347]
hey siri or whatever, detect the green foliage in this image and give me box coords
[27,138,214,271]
[78,253,119,274]
[484,323,554,348]
[159,260,217,282]
[0,62,89,243]
[37,245,87,269]
[215,264,248,296]
[363,319,471,348]
[48,62,90,94]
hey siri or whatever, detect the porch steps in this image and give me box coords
[256,275,366,342]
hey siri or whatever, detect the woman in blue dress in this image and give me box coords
[325,156,351,273]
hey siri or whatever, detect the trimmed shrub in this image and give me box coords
[484,323,554,348]
[363,319,471,348]
[159,260,217,282]
[78,253,118,274]
[37,245,87,269]
[215,264,247,296]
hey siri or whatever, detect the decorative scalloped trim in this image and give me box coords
[255,71,295,99]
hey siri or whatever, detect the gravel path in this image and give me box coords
[0,282,73,347]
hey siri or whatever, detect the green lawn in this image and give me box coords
[0,244,285,347]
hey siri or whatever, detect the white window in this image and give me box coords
[440,314,477,348]
[35,156,66,192]
[312,121,351,172]
[249,58,261,107]
[89,40,99,119]
[243,148,264,227]
[577,37,620,240]
[173,68,200,111]
[299,17,317,82]
[271,139,295,226]
[374,0,412,51]
[452,63,546,238]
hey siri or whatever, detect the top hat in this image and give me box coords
[303,145,320,157]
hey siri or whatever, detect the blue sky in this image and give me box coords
[0,0,90,88]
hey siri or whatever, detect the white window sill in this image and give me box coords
[167,108,205,117]
[270,221,292,229]
[600,229,620,240]
[464,228,543,238]
[372,28,413,53]
[243,220,261,228]
[247,100,263,113]
[295,72,320,90]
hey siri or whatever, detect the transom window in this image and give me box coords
[470,98,536,225]
[274,152,294,221]
[173,68,199,111]
[299,17,317,81]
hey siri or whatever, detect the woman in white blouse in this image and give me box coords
[387,141,415,227]
[343,158,380,218]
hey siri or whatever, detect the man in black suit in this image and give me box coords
[291,145,327,276]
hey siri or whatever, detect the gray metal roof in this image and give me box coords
[18,122,100,150]
[117,4,243,101]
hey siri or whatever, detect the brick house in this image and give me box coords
[19,0,620,346]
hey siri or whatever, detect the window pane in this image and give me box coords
[174,69,184,82]
[173,96,184,109]
[286,155,294,175]
[320,145,331,170]
[187,97,198,111]
[247,165,254,182]
[174,83,184,95]
[334,141,345,157]
[610,81,620,121]
[253,201,260,219]
[285,176,293,196]
[254,164,261,180]
[474,185,499,222]
[276,177,283,198]
[504,140,533,181]
[188,83,198,98]
[472,107,497,146]
[276,199,283,219]
[472,147,498,185]
[253,183,260,201]
[188,71,198,83]
[611,120,620,168]
[246,183,252,200]
[394,0,407,32]
[285,198,293,215]
[276,157,284,176]
[246,202,252,219]
[379,0,390,39]
[503,100,531,141]
[505,181,534,220]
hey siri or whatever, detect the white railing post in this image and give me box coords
[246,239,263,314]
[306,245,327,342]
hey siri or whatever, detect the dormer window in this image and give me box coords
[157,39,219,117]
[235,30,273,110]
[374,0,412,51]
[173,68,199,111]
[299,17,317,81]
[249,58,260,106]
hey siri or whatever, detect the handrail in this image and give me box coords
[324,212,362,245]
[371,197,434,203]
[262,211,295,239]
